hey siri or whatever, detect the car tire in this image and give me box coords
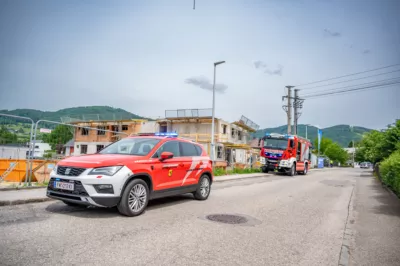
[288,164,295,176]
[193,175,211,200]
[63,201,84,207]
[117,179,149,217]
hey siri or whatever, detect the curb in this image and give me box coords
[214,174,269,183]
[0,197,54,207]
[0,186,47,192]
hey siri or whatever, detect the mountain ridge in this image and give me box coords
[0,106,146,123]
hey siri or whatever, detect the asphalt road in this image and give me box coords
[1,168,399,266]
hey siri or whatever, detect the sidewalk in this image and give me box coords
[0,188,50,206]
[350,173,400,265]
[0,173,271,206]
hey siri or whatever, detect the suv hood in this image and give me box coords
[58,154,144,168]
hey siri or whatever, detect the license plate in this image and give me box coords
[54,181,74,191]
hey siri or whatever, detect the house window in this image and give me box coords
[111,125,119,135]
[238,131,242,140]
[81,128,89,135]
[80,145,88,154]
[217,146,224,159]
[231,128,236,138]
[222,125,227,134]
[97,126,106,135]
[96,145,104,152]
[122,125,128,131]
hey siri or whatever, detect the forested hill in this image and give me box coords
[253,124,372,147]
[0,106,146,124]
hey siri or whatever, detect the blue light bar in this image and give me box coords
[154,132,178,137]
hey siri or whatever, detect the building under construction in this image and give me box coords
[61,114,148,155]
[156,109,260,168]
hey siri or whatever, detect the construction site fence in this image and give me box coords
[0,158,59,183]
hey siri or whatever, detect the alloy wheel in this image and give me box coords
[200,178,210,197]
[128,184,147,212]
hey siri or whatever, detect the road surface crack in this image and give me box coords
[338,185,355,266]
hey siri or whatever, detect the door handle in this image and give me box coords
[178,163,185,167]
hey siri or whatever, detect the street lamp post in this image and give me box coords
[306,125,308,139]
[211,61,225,169]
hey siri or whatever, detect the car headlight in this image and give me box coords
[88,166,123,176]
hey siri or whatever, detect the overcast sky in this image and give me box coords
[0,0,399,129]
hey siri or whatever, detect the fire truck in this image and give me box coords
[258,133,312,176]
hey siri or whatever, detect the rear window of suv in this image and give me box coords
[180,142,202,156]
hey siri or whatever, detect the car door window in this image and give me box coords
[194,145,203,156]
[153,141,180,158]
[180,142,198,156]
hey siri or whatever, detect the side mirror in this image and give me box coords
[160,151,173,161]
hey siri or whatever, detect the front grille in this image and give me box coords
[48,178,89,196]
[57,166,86,176]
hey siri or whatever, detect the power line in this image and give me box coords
[302,76,400,96]
[303,84,398,100]
[294,63,400,87]
[300,69,400,91]
[303,80,400,99]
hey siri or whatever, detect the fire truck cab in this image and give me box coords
[259,133,312,176]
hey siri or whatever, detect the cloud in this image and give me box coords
[253,60,283,76]
[324,29,341,37]
[185,76,228,93]
[362,49,371,54]
[265,65,283,76]
[253,60,267,69]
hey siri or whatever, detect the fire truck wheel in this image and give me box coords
[261,166,268,173]
[288,164,295,176]
[302,164,308,175]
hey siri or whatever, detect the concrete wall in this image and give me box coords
[140,121,160,133]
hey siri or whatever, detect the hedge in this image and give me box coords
[379,150,400,196]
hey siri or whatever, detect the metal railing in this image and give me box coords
[165,109,212,119]
[239,115,260,131]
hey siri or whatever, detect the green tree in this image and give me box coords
[313,136,348,164]
[313,137,334,154]
[0,126,18,144]
[42,125,73,150]
[324,142,348,164]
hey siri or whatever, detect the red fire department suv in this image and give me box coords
[46,133,213,217]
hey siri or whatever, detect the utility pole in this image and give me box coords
[286,86,293,134]
[293,89,299,135]
[293,88,304,136]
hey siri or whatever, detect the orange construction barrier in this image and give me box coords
[0,159,59,183]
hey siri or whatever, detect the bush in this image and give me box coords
[379,150,400,196]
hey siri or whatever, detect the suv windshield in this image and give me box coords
[99,138,160,156]
[263,138,288,150]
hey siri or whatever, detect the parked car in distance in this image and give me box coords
[46,132,213,217]
[360,162,372,169]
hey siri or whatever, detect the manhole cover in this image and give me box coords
[206,214,248,224]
